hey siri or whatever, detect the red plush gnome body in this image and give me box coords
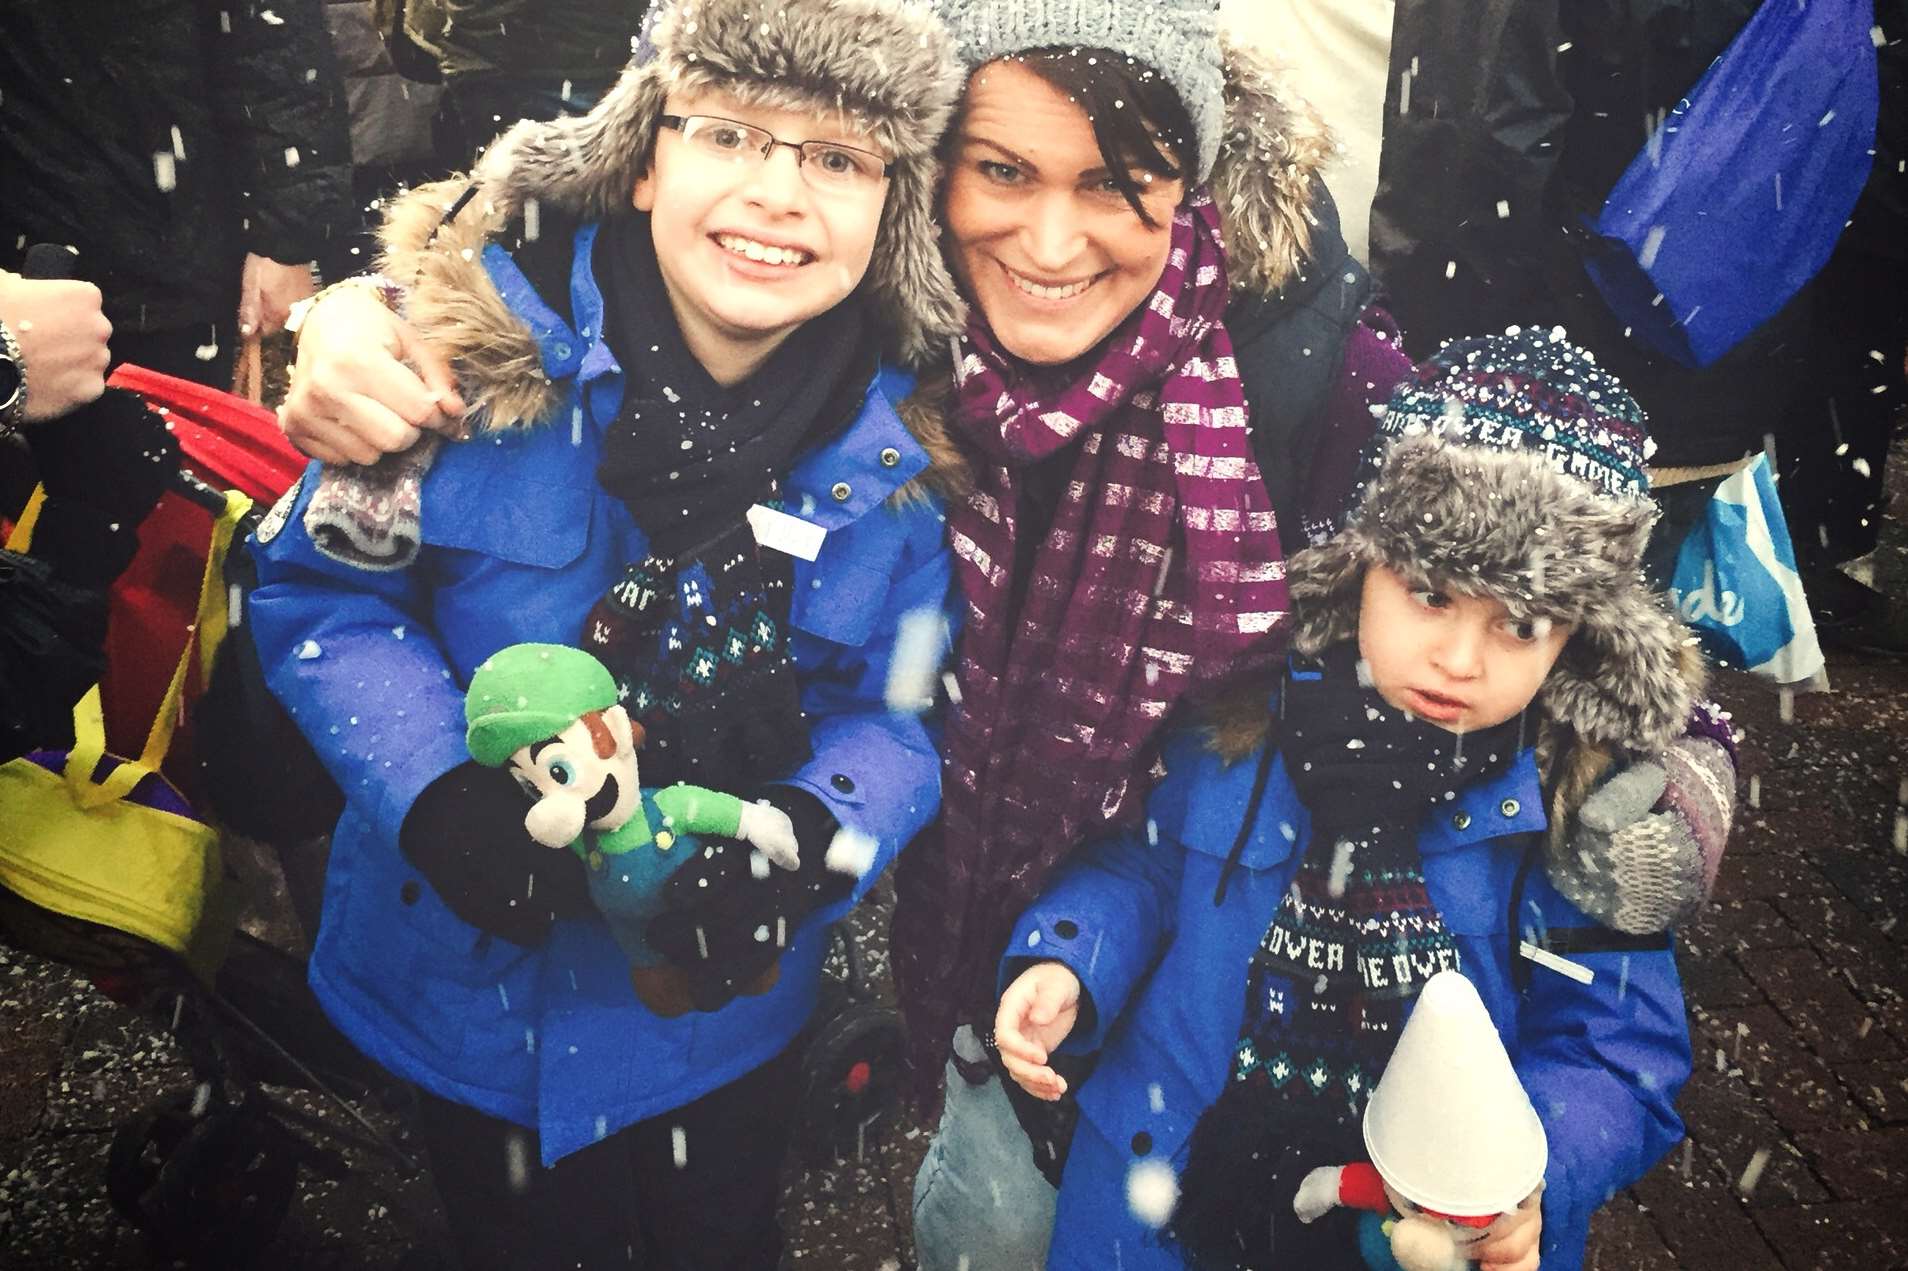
[1292,970,1549,1271]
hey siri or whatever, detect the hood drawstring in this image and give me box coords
[1213,739,1278,906]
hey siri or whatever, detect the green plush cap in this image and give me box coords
[464,643,619,768]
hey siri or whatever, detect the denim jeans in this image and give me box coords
[911,1027,1057,1271]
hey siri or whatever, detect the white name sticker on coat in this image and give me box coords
[748,504,826,561]
[1519,941,1595,984]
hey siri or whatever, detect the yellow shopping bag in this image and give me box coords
[0,486,250,983]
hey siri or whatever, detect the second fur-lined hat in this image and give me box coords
[471,0,967,364]
[1286,324,1695,756]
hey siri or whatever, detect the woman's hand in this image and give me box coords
[994,961,1081,1101]
[1472,1186,1542,1271]
[280,287,466,465]
[0,272,111,423]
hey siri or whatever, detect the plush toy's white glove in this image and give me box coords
[1293,1166,1344,1224]
[736,801,801,871]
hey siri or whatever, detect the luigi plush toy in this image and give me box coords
[464,642,805,1016]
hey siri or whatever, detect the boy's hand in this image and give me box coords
[281,289,466,465]
[995,961,1081,1102]
[400,761,592,946]
[1471,1186,1542,1271]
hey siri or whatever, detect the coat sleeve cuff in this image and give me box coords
[999,905,1126,1054]
[747,782,854,912]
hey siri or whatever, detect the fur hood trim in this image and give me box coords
[1210,34,1338,298]
[375,180,967,505]
[1283,436,1696,757]
[468,0,965,365]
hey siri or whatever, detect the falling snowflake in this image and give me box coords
[1126,1158,1179,1229]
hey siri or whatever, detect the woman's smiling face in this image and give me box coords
[941,59,1186,367]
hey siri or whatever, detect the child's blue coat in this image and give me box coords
[250,223,951,1164]
[1004,726,1692,1271]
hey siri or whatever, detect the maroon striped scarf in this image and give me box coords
[894,194,1289,1096]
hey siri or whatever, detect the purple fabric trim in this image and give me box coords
[1682,700,1741,765]
[24,750,199,819]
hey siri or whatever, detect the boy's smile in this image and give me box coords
[633,89,891,385]
[1357,565,1575,734]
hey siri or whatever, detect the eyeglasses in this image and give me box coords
[657,114,893,193]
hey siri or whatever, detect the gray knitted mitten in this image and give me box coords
[1549,736,1737,934]
[302,432,444,571]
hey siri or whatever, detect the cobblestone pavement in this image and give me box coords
[4,475,1907,1268]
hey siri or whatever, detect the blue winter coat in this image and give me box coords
[1005,727,1692,1271]
[250,220,951,1164]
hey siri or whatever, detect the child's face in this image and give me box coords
[1357,565,1573,733]
[633,88,891,383]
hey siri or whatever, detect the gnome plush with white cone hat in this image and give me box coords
[1292,971,1549,1271]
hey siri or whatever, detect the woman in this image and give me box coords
[276,2,1736,1266]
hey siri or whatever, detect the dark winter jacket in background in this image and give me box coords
[1226,177,1383,545]
[0,548,107,765]
[325,0,442,170]
[1368,0,1819,467]
[0,0,354,333]
[398,0,648,87]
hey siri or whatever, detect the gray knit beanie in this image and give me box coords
[930,0,1226,180]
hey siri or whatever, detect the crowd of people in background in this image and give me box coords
[1,1,1903,1269]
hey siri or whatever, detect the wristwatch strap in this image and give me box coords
[0,316,27,439]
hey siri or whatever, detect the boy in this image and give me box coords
[247,1,965,1266]
[994,328,1713,1271]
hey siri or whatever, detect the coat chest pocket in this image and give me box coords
[420,470,594,570]
[789,522,904,648]
[1423,839,1519,935]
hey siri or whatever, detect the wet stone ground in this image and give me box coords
[4,440,1907,1267]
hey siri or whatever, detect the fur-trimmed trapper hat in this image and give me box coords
[470,0,967,364]
[1286,327,1696,757]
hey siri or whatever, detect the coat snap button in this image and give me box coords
[1054,920,1079,940]
[879,446,902,468]
[553,342,573,361]
[399,880,421,905]
[830,481,852,502]
[831,773,856,794]
[1451,811,1473,831]
[1131,1131,1153,1156]
[1500,798,1521,818]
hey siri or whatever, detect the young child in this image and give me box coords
[994,328,1711,1271]
[246,1,964,1266]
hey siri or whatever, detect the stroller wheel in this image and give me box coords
[797,999,904,1162]
[106,1087,300,1268]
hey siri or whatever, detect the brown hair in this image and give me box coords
[580,709,646,759]
[976,46,1197,228]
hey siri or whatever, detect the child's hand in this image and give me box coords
[995,961,1081,1102]
[1472,1186,1542,1271]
